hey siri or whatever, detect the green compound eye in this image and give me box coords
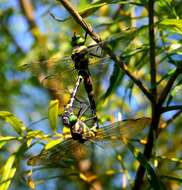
[77,37,85,45]
[72,34,85,46]
[69,114,77,125]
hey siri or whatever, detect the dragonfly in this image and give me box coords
[24,33,111,129]
[27,115,151,166]
[22,31,131,129]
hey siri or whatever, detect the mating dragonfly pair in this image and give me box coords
[26,33,151,167]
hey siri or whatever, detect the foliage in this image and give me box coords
[0,0,182,190]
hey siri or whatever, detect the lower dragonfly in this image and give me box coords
[27,114,151,166]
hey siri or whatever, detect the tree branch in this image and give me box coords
[18,0,45,43]
[158,66,182,106]
[58,0,101,43]
[133,1,157,189]
[165,109,182,125]
[57,0,153,102]
[161,105,182,113]
[149,0,156,99]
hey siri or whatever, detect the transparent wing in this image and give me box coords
[22,54,114,106]
[28,138,94,166]
[90,117,151,142]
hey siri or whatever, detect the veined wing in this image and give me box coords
[23,56,113,109]
[28,137,93,166]
[88,117,151,142]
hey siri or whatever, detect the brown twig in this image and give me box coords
[58,0,101,43]
[18,0,45,43]
[19,0,37,29]
[57,0,153,102]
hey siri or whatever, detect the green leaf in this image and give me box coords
[45,138,64,150]
[101,64,124,100]
[26,130,48,147]
[48,99,59,132]
[160,175,182,183]
[0,136,17,142]
[0,154,16,190]
[0,111,26,135]
[159,19,182,35]
[0,142,6,149]
[171,84,182,97]
[79,0,135,17]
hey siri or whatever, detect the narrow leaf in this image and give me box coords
[0,111,26,135]
[48,100,59,132]
[159,19,182,35]
[101,64,124,100]
[45,138,64,150]
[0,154,16,190]
[0,136,17,142]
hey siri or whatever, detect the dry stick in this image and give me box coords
[57,0,153,102]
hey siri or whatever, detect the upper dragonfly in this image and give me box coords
[23,33,119,129]
[27,113,151,166]
[68,33,99,128]
[25,33,112,128]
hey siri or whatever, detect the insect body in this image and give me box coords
[71,33,99,129]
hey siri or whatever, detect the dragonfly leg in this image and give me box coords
[78,104,90,118]
[77,104,99,128]
[75,97,88,105]
[84,31,88,42]
[89,52,104,58]
[93,114,99,129]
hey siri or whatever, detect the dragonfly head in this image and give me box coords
[72,33,85,47]
[62,110,77,126]
[69,114,78,126]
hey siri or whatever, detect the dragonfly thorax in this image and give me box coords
[71,120,93,143]
[71,46,89,70]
